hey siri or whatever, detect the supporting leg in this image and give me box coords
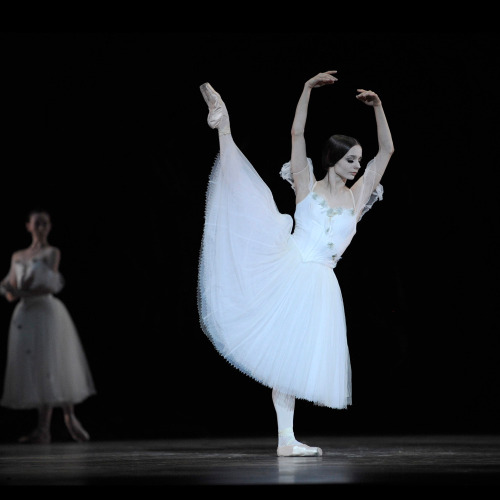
[272,389,322,457]
[18,405,52,444]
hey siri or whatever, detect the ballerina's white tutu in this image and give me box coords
[198,133,382,409]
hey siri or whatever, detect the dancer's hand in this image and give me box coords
[306,71,338,89]
[356,89,381,107]
[2,282,19,302]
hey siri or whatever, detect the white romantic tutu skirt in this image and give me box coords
[198,137,351,409]
[1,294,96,409]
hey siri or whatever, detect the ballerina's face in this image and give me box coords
[333,145,362,181]
[26,212,52,240]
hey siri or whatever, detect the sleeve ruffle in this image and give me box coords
[359,183,384,221]
[280,158,315,192]
[32,267,65,294]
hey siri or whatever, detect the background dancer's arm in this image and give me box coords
[0,254,18,302]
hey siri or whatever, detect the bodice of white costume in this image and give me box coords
[12,258,64,297]
[281,157,384,270]
[292,190,356,269]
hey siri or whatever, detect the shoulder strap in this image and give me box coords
[349,188,356,211]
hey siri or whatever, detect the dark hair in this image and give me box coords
[321,134,360,172]
[26,208,51,222]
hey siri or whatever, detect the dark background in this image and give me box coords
[0,32,498,442]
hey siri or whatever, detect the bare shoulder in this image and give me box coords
[46,246,61,263]
[47,246,61,257]
[12,249,27,262]
[43,246,61,271]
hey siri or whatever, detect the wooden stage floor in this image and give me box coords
[1,434,500,489]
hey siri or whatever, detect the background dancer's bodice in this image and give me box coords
[13,257,64,298]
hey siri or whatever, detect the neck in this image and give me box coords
[324,169,346,193]
[30,239,48,251]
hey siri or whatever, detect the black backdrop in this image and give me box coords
[0,32,498,442]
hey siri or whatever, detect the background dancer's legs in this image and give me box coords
[18,404,89,444]
[18,405,52,444]
[63,404,90,442]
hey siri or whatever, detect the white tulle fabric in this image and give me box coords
[0,259,96,409]
[198,136,382,409]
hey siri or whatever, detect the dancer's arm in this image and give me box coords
[46,246,61,273]
[351,89,394,208]
[290,71,338,203]
[0,253,20,302]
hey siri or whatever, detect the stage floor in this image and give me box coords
[1,434,500,488]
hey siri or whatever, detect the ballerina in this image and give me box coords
[0,209,96,443]
[198,71,394,456]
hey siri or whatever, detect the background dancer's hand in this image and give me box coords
[306,71,338,89]
[1,281,19,302]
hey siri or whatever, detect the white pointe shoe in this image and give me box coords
[199,82,230,134]
[277,444,323,457]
